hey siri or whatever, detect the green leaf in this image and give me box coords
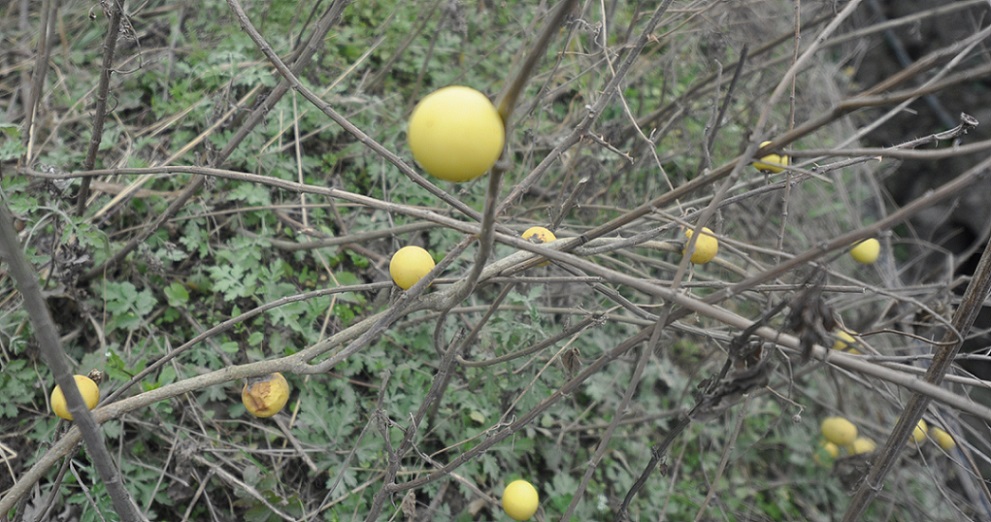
[164,282,190,307]
[0,123,20,137]
[158,366,176,386]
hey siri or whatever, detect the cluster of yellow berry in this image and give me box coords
[389,86,561,292]
[50,371,293,421]
[816,415,957,466]
[397,87,543,519]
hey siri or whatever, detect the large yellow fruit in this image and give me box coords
[821,416,858,446]
[929,426,956,451]
[683,227,719,265]
[389,246,435,290]
[753,140,789,173]
[407,86,505,182]
[850,238,880,264]
[501,479,539,521]
[50,374,100,420]
[242,372,290,418]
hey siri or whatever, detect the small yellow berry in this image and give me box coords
[821,416,858,447]
[848,436,877,455]
[241,372,291,418]
[850,238,880,264]
[50,375,101,421]
[832,330,861,355]
[389,246,436,290]
[522,226,556,244]
[502,479,539,520]
[928,426,956,451]
[814,439,840,466]
[522,226,557,267]
[753,141,789,173]
[682,227,719,265]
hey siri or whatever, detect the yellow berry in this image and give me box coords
[407,86,505,182]
[832,330,861,355]
[753,141,789,173]
[911,419,928,444]
[522,226,556,266]
[850,238,880,265]
[821,416,858,447]
[389,246,436,290]
[50,375,101,421]
[814,440,840,466]
[502,479,539,521]
[848,436,877,455]
[241,372,290,418]
[928,426,956,451]
[522,226,556,244]
[682,226,719,265]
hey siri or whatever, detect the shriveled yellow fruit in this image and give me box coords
[850,238,880,264]
[51,374,100,421]
[832,330,861,355]
[502,479,539,521]
[848,436,877,455]
[242,372,290,418]
[814,440,840,466]
[389,246,435,290]
[911,419,928,444]
[407,86,505,182]
[522,226,556,244]
[929,426,956,451]
[753,140,789,174]
[522,226,556,266]
[821,416,858,447]
[683,227,719,265]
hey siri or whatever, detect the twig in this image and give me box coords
[0,193,144,520]
[699,45,749,172]
[364,3,580,515]
[81,0,350,282]
[8,242,991,516]
[496,0,676,216]
[618,415,693,521]
[224,0,501,233]
[311,370,392,518]
[616,293,793,518]
[867,0,956,129]
[188,454,295,522]
[843,220,991,519]
[363,326,466,520]
[22,0,57,161]
[457,314,601,367]
[692,398,751,521]
[6,150,991,515]
[76,0,125,215]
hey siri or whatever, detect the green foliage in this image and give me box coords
[0,359,36,418]
[1,1,978,521]
[101,281,158,332]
